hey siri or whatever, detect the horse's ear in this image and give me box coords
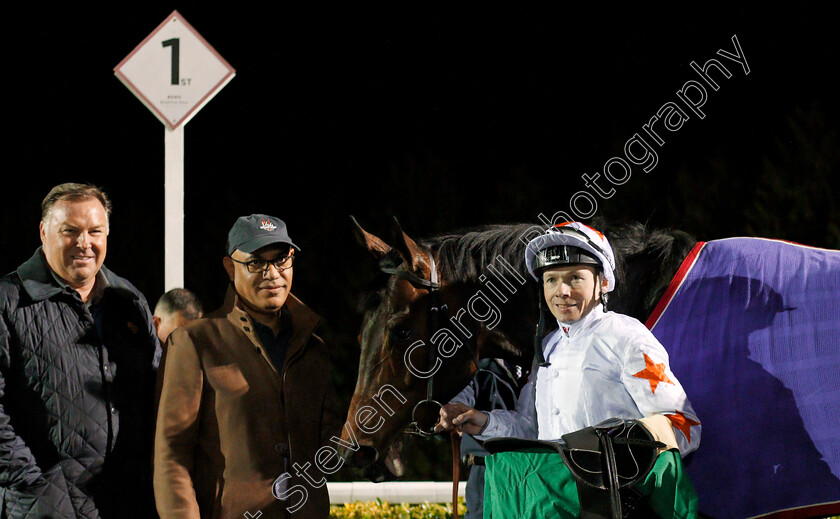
[351,216,391,260]
[388,217,425,273]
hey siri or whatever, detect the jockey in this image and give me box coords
[437,221,701,518]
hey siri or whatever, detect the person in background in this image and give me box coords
[152,288,204,414]
[0,182,161,518]
[153,288,204,344]
[448,357,526,519]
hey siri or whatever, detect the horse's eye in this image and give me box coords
[392,325,412,342]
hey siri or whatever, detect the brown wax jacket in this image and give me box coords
[154,288,342,519]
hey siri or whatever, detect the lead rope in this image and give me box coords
[451,430,461,519]
[534,294,550,367]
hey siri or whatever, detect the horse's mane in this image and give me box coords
[600,219,698,320]
[422,218,697,322]
[416,223,538,361]
[359,219,697,324]
[423,223,533,284]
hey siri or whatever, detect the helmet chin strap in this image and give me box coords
[534,292,551,367]
[597,272,609,312]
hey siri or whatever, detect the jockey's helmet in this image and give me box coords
[524,222,616,293]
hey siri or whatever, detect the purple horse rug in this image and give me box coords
[646,237,840,518]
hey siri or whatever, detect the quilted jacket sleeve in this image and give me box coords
[153,327,204,519]
[0,311,42,490]
[1,297,76,518]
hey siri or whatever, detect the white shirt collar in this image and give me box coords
[556,303,604,339]
[542,304,605,360]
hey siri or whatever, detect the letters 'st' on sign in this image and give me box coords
[114,10,235,130]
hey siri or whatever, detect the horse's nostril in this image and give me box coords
[347,445,379,469]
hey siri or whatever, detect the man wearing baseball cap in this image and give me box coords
[154,214,342,519]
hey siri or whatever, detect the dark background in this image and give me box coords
[4,4,838,480]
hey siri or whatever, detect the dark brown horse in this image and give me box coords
[338,217,696,480]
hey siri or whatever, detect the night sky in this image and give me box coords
[4,3,838,477]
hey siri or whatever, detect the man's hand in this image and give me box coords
[434,402,489,435]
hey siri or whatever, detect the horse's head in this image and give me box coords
[340,218,525,479]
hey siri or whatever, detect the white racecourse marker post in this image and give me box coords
[114,10,235,290]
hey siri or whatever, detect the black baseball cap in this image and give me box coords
[226,214,300,256]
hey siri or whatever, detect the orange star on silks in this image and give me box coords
[665,411,701,443]
[632,353,674,394]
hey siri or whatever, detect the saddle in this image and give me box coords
[484,418,665,519]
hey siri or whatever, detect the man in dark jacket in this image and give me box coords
[0,183,162,518]
[154,214,343,519]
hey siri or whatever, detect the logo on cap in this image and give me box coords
[260,219,277,231]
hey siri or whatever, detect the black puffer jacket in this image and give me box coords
[0,249,161,518]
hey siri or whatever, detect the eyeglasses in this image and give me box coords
[229,254,295,273]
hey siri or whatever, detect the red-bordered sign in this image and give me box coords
[114,10,235,129]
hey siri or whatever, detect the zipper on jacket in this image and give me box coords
[81,297,115,456]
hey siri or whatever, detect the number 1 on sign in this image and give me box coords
[162,38,180,85]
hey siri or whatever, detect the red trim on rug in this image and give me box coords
[645,241,706,330]
[748,501,840,519]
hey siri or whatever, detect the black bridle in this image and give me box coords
[379,248,477,437]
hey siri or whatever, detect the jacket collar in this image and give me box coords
[17,247,138,303]
[223,285,322,360]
